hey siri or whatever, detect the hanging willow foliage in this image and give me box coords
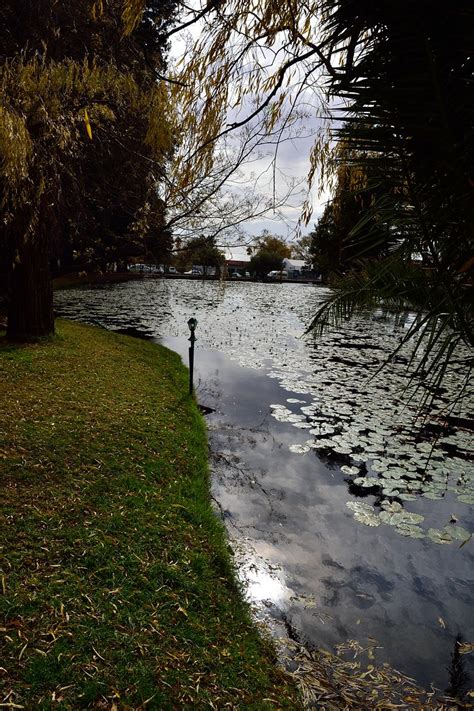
[119,0,374,222]
[171,2,335,218]
[0,56,174,223]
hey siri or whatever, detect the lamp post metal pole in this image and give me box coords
[187,318,198,395]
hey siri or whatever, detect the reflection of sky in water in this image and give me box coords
[243,558,291,605]
[55,280,474,690]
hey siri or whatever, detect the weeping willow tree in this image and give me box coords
[165,0,333,224]
[0,0,175,341]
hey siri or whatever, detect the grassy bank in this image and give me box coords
[0,321,299,709]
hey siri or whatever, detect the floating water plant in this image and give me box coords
[289,443,311,454]
[346,501,381,527]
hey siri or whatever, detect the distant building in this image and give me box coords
[282,258,306,278]
[226,259,251,277]
[187,265,217,276]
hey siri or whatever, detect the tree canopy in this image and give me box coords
[174,234,225,274]
[307,1,473,403]
[308,147,396,278]
[249,231,291,277]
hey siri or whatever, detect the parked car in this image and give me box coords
[267,270,288,280]
[168,266,178,274]
[129,263,151,273]
[129,263,163,274]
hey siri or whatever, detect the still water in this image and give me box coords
[55,279,473,692]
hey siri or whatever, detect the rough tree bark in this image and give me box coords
[7,231,54,342]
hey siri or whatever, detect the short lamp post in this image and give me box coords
[187,317,198,395]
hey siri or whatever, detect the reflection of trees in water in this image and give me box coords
[445,634,471,703]
[208,407,281,529]
[194,373,222,404]
[55,279,173,335]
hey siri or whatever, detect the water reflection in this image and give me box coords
[55,280,474,691]
[446,634,471,699]
[243,556,291,605]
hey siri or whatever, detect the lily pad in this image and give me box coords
[457,493,474,505]
[312,438,334,449]
[333,445,354,455]
[427,528,453,545]
[444,525,471,541]
[381,501,403,513]
[289,443,311,454]
[354,510,381,527]
[341,465,360,476]
[396,524,426,539]
[346,502,381,527]
[353,477,379,488]
[346,501,373,514]
[379,511,407,526]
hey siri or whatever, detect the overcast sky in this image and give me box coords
[221,126,332,259]
[170,16,334,260]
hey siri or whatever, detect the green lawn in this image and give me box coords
[0,321,299,709]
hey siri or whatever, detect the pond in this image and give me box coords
[55,279,474,693]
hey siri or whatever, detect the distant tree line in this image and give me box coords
[174,235,225,275]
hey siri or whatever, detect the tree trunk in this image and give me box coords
[7,234,54,342]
